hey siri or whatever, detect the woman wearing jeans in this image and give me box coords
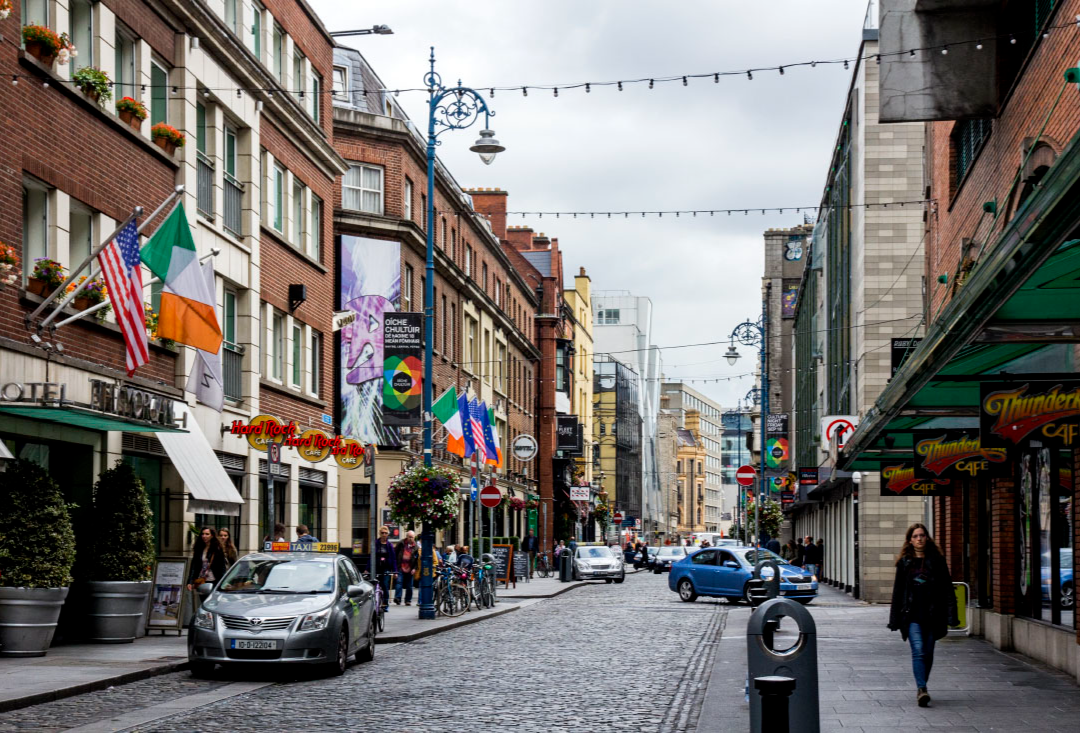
[887,523,958,707]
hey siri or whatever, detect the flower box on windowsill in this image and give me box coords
[23,41,56,67]
[26,277,56,298]
[118,109,142,131]
[153,137,176,156]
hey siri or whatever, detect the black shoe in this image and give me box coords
[405,601,411,606]
[917,687,930,707]
[394,599,401,605]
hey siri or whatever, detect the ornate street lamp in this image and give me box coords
[726,308,768,548]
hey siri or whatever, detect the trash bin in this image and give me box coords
[746,598,818,733]
[559,552,573,582]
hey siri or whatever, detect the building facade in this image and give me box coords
[593,354,642,530]
[674,415,707,535]
[661,382,725,532]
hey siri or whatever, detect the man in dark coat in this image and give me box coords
[521,530,539,577]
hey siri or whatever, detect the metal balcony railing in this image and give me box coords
[223,343,244,401]
[224,173,243,237]
[196,152,214,220]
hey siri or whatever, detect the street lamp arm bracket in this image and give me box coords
[730,319,764,347]
[430,86,493,136]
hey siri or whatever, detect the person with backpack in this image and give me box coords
[394,531,419,606]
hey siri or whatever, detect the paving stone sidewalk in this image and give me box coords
[699,585,1080,732]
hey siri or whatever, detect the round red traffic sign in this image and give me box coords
[479,485,502,508]
[612,511,624,524]
[736,465,757,486]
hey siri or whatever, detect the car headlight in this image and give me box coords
[811,575,818,583]
[298,606,333,631]
[194,608,215,630]
[576,561,589,571]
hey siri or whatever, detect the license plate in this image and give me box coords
[796,584,812,591]
[229,639,279,650]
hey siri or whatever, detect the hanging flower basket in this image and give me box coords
[387,464,460,530]
[508,497,526,512]
[0,243,18,291]
[525,498,539,511]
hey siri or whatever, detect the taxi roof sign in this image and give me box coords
[262,541,340,553]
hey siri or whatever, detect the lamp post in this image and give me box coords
[418,49,505,620]
[724,289,769,548]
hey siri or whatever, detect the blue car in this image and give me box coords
[1040,548,1074,610]
[667,546,818,604]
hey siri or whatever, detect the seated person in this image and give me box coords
[456,544,475,569]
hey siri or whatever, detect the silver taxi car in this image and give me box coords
[188,543,376,677]
[571,544,626,583]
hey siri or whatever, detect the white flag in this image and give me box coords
[186,260,224,411]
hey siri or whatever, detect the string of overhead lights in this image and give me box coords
[436,199,932,219]
[13,19,1077,96]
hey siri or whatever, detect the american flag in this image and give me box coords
[469,399,487,464]
[98,220,148,375]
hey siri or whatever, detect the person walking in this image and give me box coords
[765,536,781,554]
[218,527,238,569]
[803,536,817,575]
[295,524,319,543]
[373,526,396,613]
[781,540,798,563]
[262,522,287,546]
[887,523,958,708]
[816,538,826,579]
[793,537,804,567]
[186,527,226,610]
[394,530,419,606]
[521,530,539,578]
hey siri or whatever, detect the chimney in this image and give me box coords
[468,188,509,241]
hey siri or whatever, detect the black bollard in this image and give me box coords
[754,676,796,733]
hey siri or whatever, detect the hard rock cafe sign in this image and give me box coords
[230,414,364,469]
[980,380,1080,448]
[880,463,953,497]
[912,430,1009,479]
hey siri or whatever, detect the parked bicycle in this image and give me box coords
[363,571,393,633]
[535,552,554,578]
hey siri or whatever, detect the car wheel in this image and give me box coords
[653,567,661,575]
[189,661,215,679]
[615,572,625,584]
[605,578,613,584]
[678,579,698,602]
[356,616,375,663]
[327,625,348,677]
[1062,582,1074,610]
[743,582,753,605]
[572,568,579,581]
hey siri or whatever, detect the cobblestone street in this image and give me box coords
[0,573,727,733]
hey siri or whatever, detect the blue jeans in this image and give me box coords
[395,571,414,603]
[805,563,818,578]
[907,621,936,689]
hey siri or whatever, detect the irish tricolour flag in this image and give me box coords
[141,204,222,353]
[432,386,465,457]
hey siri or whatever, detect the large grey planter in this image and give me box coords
[84,581,152,643]
[0,586,69,657]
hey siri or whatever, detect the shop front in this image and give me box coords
[840,129,1080,681]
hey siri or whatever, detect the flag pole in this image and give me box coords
[35,186,185,330]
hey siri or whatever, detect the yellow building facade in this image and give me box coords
[564,268,594,487]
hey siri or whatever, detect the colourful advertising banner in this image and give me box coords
[381,312,423,427]
[980,380,1080,448]
[340,235,401,445]
[912,429,1009,480]
[880,463,953,497]
[798,467,819,486]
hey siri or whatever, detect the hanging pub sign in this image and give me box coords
[229,415,364,468]
[381,312,423,427]
[980,380,1080,448]
[912,429,1010,479]
[798,467,819,486]
[766,413,789,436]
[556,415,580,451]
[880,463,953,497]
[891,338,922,376]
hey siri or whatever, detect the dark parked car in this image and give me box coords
[652,546,688,573]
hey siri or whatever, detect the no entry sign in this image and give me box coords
[736,465,757,486]
[612,511,624,525]
[479,485,502,508]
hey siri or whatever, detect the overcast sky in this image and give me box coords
[311,0,870,409]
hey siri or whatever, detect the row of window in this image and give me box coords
[261,149,323,261]
[261,303,322,398]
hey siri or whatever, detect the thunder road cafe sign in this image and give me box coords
[912,429,1009,479]
[879,463,953,497]
[230,414,365,469]
[980,380,1080,448]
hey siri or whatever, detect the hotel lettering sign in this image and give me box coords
[880,463,953,497]
[912,430,1010,480]
[0,381,67,403]
[89,380,176,427]
[980,380,1080,448]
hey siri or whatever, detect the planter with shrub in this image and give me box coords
[21,25,73,66]
[27,257,65,298]
[0,460,77,657]
[83,461,155,643]
[150,123,185,156]
[72,66,112,106]
[115,96,147,131]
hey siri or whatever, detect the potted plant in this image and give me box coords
[0,1,12,21]
[72,66,111,106]
[65,276,106,311]
[28,257,65,297]
[143,302,172,346]
[83,461,155,643]
[387,464,460,531]
[0,243,18,291]
[115,96,147,131]
[21,25,74,67]
[150,123,185,156]
[508,496,526,512]
[0,460,77,657]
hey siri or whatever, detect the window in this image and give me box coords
[223,289,237,345]
[224,0,240,35]
[333,65,348,98]
[71,0,93,71]
[250,2,263,59]
[953,119,991,190]
[402,265,413,312]
[691,549,717,565]
[309,194,322,261]
[465,246,473,278]
[223,288,242,401]
[150,62,168,126]
[497,343,506,391]
[21,0,47,25]
[343,164,383,214]
[195,102,207,153]
[450,229,456,260]
[271,310,284,380]
[482,262,488,291]
[292,51,305,103]
[449,304,456,361]
[273,25,284,84]
[597,308,620,325]
[420,194,427,230]
[310,329,321,395]
[441,294,447,352]
[113,30,136,100]
[292,179,304,247]
[292,323,301,386]
[273,163,284,231]
[310,72,321,121]
[69,201,92,269]
[22,181,48,281]
[468,318,478,370]
[403,178,413,221]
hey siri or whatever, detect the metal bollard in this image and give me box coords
[747,578,768,607]
[754,676,796,733]
[559,552,572,582]
[747,598,818,733]
[753,559,781,601]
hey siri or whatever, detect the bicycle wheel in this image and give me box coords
[480,582,494,609]
[376,607,385,633]
[447,583,469,616]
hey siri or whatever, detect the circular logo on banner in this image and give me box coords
[512,434,538,462]
[382,355,422,410]
[765,437,789,468]
[247,415,285,452]
[297,429,333,463]
[334,439,364,470]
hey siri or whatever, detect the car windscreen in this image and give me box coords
[218,557,336,594]
[742,549,786,566]
[576,547,613,559]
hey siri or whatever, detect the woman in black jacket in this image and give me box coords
[186,527,227,606]
[887,523,958,708]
